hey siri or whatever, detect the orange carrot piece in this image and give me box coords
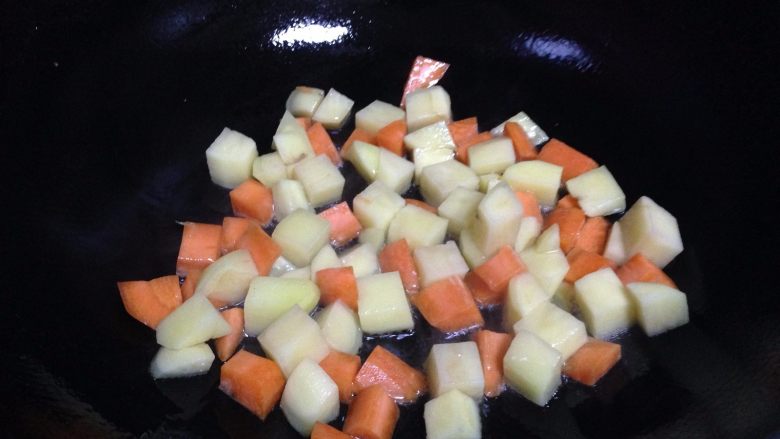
[375,119,407,156]
[615,253,677,288]
[229,180,274,225]
[117,275,182,329]
[514,191,543,224]
[543,207,587,254]
[472,245,527,296]
[565,249,617,283]
[538,138,598,182]
[557,194,580,209]
[318,201,363,246]
[341,128,376,159]
[405,198,437,214]
[220,217,254,255]
[315,266,358,311]
[176,222,222,276]
[307,122,343,166]
[474,329,512,397]
[319,351,361,403]
[400,55,450,107]
[311,423,352,439]
[455,131,492,164]
[504,121,537,161]
[343,384,399,439]
[412,276,484,332]
[572,216,610,255]
[563,338,622,386]
[237,223,282,276]
[215,308,245,362]
[464,270,502,306]
[295,116,312,130]
[378,239,420,295]
[219,350,286,420]
[448,117,479,149]
[180,269,202,301]
[353,346,427,403]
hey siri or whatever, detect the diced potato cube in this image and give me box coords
[280,359,339,436]
[252,152,287,188]
[243,276,321,335]
[458,227,487,269]
[194,249,259,304]
[405,85,453,132]
[258,305,330,377]
[149,343,215,379]
[618,196,684,268]
[205,127,258,188]
[346,140,380,182]
[438,188,484,237]
[272,179,312,220]
[353,181,405,233]
[273,130,314,165]
[311,88,354,129]
[316,300,363,354]
[574,268,634,339]
[426,342,485,399]
[285,86,325,117]
[412,147,456,180]
[470,182,523,257]
[490,111,549,146]
[419,159,480,207]
[514,216,542,252]
[270,255,297,277]
[520,225,569,295]
[424,389,481,439]
[387,204,449,250]
[478,173,502,193]
[413,241,469,288]
[340,243,380,278]
[534,224,561,253]
[603,221,628,265]
[357,272,414,333]
[272,209,331,267]
[293,154,345,207]
[503,329,562,406]
[551,282,576,313]
[566,166,626,217]
[355,100,405,134]
[512,302,588,360]
[376,148,415,194]
[626,282,689,336]
[310,245,342,279]
[468,138,516,175]
[503,160,563,208]
[358,227,385,252]
[276,110,304,135]
[156,295,231,349]
[404,120,456,151]
[504,273,549,328]
[281,266,312,279]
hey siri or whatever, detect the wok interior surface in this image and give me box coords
[2,1,778,438]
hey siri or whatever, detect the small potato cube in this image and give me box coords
[387,204,449,250]
[438,187,484,237]
[376,148,415,194]
[514,216,542,252]
[618,196,684,268]
[357,272,414,333]
[276,110,304,135]
[340,243,380,278]
[512,302,588,360]
[243,276,321,335]
[280,359,339,436]
[346,140,380,182]
[478,173,502,193]
[405,85,453,132]
[194,249,259,304]
[310,245,342,279]
[520,225,569,295]
[270,255,297,277]
[358,227,385,251]
[150,343,215,379]
[413,241,470,288]
[285,86,325,117]
[490,111,549,146]
[603,221,628,265]
[551,282,576,313]
[626,282,689,336]
[574,268,635,339]
[355,100,405,134]
[503,329,562,406]
[534,224,561,252]
[412,147,456,180]
[353,181,405,233]
[503,160,563,208]
[419,159,480,207]
[273,130,314,165]
[311,88,354,129]
[404,120,456,151]
[566,166,626,217]
[468,138,516,175]
[156,295,231,349]
[272,179,312,220]
[205,127,258,188]
[458,227,487,269]
[504,273,549,328]
[293,154,345,207]
[424,389,481,439]
[252,152,287,188]
[258,305,330,377]
[470,182,523,257]
[426,342,485,399]
[272,209,331,267]
[316,300,363,355]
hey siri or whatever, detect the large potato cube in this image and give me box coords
[272,179,312,220]
[285,86,325,117]
[424,389,481,439]
[405,85,452,132]
[275,110,304,135]
[514,216,542,252]
[376,148,415,194]
[243,276,320,335]
[310,245,342,279]
[316,300,363,355]
[272,209,331,267]
[311,88,354,129]
[425,341,485,399]
[205,127,258,188]
[520,225,569,295]
[478,173,502,193]
[574,268,634,339]
[503,329,562,406]
[551,282,576,313]
[280,359,339,436]
[419,159,480,207]
[566,166,626,217]
[503,160,563,208]
[413,241,470,288]
[156,295,231,349]
[252,152,287,188]
[355,100,405,134]
[194,249,259,304]
[412,147,456,180]
[357,272,414,333]
[346,140,380,182]
[603,221,628,265]
[149,343,215,380]
[618,196,684,268]
[292,154,345,207]
[387,204,449,250]
[340,243,380,278]
[458,227,487,269]
[273,129,314,165]
[626,282,689,336]
[470,182,523,257]
[512,302,588,360]
[490,111,549,146]
[504,272,550,328]
[438,187,484,237]
[257,305,330,377]
[358,227,386,251]
[353,181,405,233]
[404,120,456,151]
[270,255,297,277]
[468,138,516,175]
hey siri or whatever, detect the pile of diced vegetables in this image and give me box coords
[117,57,690,439]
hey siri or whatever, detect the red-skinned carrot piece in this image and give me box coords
[615,253,677,288]
[565,249,617,283]
[375,119,407,156]
[353,346,427,403]
[455,131,492,164]
[448,117,479,149]
[504,121,537,161]
[295,116,312,130]
[315,267,358,311]
[180,269,202,301]
[563,338,622,386]
[220,217,253,255]
[405,198,437,214]
[237,223,282,276]
[318,201,363,246]
[311,423,352,439]
[572,216,610,255]
[538,138,598,182]
[215,307,244,362]
[343,385,399,439]
[319,350,361,403]
[176,222,222,276]
[117,275,182,329]
[472,245,527,296]
[557,194,580,209]
[229,180,273,225]
[474,329,512,397]
[464,270,501,305]
[543,207,587,254]
[378,239,419,295]
[514,191,543,224]
[219,350,285,420]
[412,276,484,332]
[400,55,450,107]
[340,128,375,159]
[307,122,343,166]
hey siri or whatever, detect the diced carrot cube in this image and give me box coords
[237,223,281,276]
[543,207,587,254]
[378,239,419,295]
[229,180,273,225]
[117,275,182,329]
[219,350,285,420]
[514,191,543,224]
[220,216,254,255]
[343,384,399,439]
[311,422,352,439]
[538,138,598,182]
[341,128,375,159]
[318,202,363,246]
[353,346,426,403]
[448,117,479,150]
[557,194,580,209]
[400,56,450,107]
[307,122,342,166]
[572,216,610,255]
[472,245,527,296]
[565,248,617,283]
[615,253,677,288]
[375,119,407,156]
[315,266,358,311]
[215,307,244,362]
[474,329,512,397]
[563,338,621,386]
[176,222,222,276]
[319,351,361,403]
[464,270,501,306]
[412,276,484,332]
[180,269,201,301]
[295,117,312,130]
[504,121,537,160]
